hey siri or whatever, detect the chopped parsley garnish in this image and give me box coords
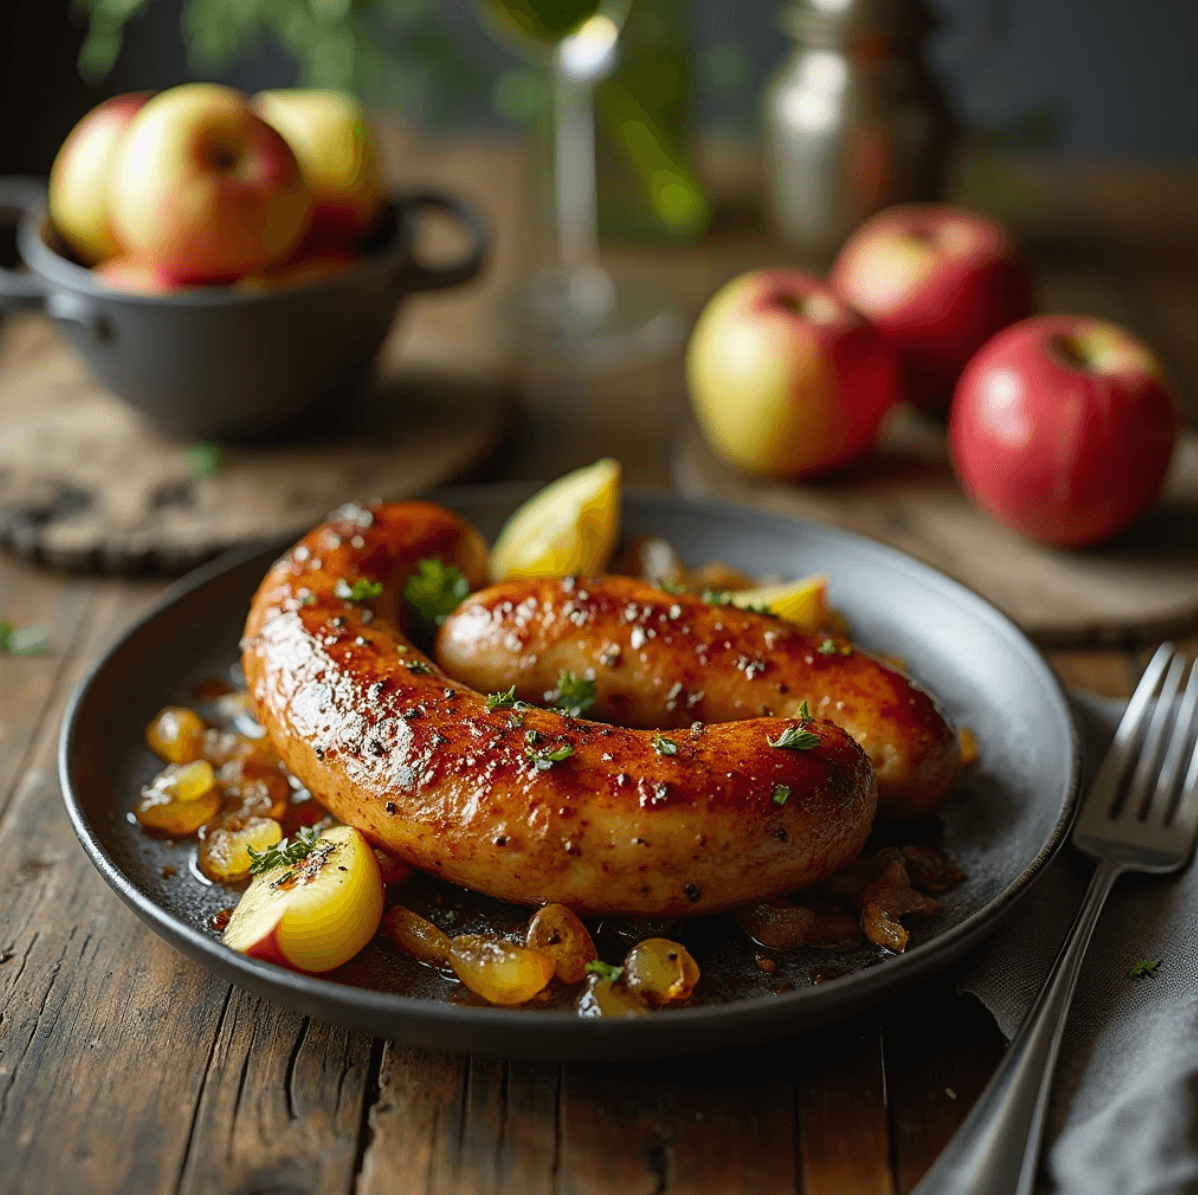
[0,620,48,656]
[525,728,541,746]
[247,826,321,876]
[335,577,383,603]
[700,588,733,607]
[404,660,431,675]
[299,592,317,606]
[658,578,685,595]
[818,637,852,656]
[486,686,519,711]
[769,724,821,751]
[554,671,596,717]
[1129,958,1162,980]
[526,744,575,770]
[772,784,791,806]
[653,734,678,756]
[404,557,470,624]
[585,960,624,983]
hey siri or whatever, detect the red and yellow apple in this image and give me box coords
[107,83,311,284]
[222,825,384,973]
[49,92,152,265]
[686,268,900,478]
[94,255,183,295]
[949,314,1179,547]
[253,89,384,246]
[830,204,1032,414]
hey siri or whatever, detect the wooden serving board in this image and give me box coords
[673,406,1198,647]
[0,314,508,574]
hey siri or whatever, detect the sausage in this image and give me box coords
[436,575,961,820]
[241,502,877,917]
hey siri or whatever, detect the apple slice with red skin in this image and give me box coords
[223,824,383,973]
[949,314,1179,547]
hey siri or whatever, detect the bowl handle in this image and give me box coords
[0,177,52,311]
[398,192,488,292]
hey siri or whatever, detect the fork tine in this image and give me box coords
[1086,643,1174,818]
[1148,660,1198,825]
[1168,726,1198,843]
[1121,651,1188,821]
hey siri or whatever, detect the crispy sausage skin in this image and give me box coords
[241,502,877,917]
[436,575,961,820]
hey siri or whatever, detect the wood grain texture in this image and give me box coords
[883,989,1006,1194]
[798,1024,895,1195]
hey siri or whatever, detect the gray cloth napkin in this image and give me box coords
[960,691,1198,1195]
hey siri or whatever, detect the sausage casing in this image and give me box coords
[241,503,878,916]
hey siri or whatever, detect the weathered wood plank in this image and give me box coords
[0,564,102,818]
[883,989,1006,1194]
[0,580,232,1195]
[174,996,375,1195]
[798,1023,895,1195]
[560,1052,796,1195]
[1044,649,1136,699]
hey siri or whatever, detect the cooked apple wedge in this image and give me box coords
[222,824,383,973]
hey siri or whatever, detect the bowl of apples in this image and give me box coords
[0,84,487,442]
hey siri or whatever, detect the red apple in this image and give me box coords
[252,89,384,246]
[686,268,900,478]
[107,83,311,284]
[949,314,1179,547]
[94,255,183,296]
[49,92,153,265]
[830,204,1032,414]
[222,825,384,973]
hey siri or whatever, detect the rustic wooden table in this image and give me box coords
[2,137,1196,1193]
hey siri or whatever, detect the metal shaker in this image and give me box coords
[763,0,955,262]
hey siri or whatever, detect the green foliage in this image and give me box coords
[73,0,488,122]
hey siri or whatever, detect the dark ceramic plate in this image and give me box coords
[59,486,1080,1060]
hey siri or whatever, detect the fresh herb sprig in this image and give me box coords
[1129,958,1162,980]
[772,784,791,806]
[247,826,322,876]
[335,577,383,603]
[526,744,575,771]
[0,620,49,656]
[768,724,821,751]
[405,558,469,624]
[553,671,596,717]
[652,734,678,756]
[585,960,624,983]
[486,686,520,711]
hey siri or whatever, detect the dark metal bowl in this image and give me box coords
[0,176,487,441]
[59,487,1080,1059]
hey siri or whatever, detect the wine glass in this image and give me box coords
[478,0,685,371]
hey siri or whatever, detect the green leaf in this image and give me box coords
[798,699,810,720]
[404,660,431,675]
[247,826,322,876]
[9,627,49,656]
[585,959,624,983]
[526,744,575,771]
[486,686,518,711]
[554,671,596,717]
[1129,958,1162,980]
[335,577,383,603]
[652,734,678,757]
[184,442,224,480]
[772,784,790,806]
[768,725,821,751]
[404,558,469,625]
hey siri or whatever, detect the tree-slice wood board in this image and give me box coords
[673,406,1198,647]
[0,314,509,575]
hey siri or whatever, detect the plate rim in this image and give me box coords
[58,484,1083,1057]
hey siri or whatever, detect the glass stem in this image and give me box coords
[552,60,598,274]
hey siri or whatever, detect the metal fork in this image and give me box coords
[915,643,1198,1195]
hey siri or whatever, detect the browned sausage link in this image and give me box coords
[241,502,877,917]
[436,575,960,820]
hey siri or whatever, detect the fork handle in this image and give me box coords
[913,859,1123,1195]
